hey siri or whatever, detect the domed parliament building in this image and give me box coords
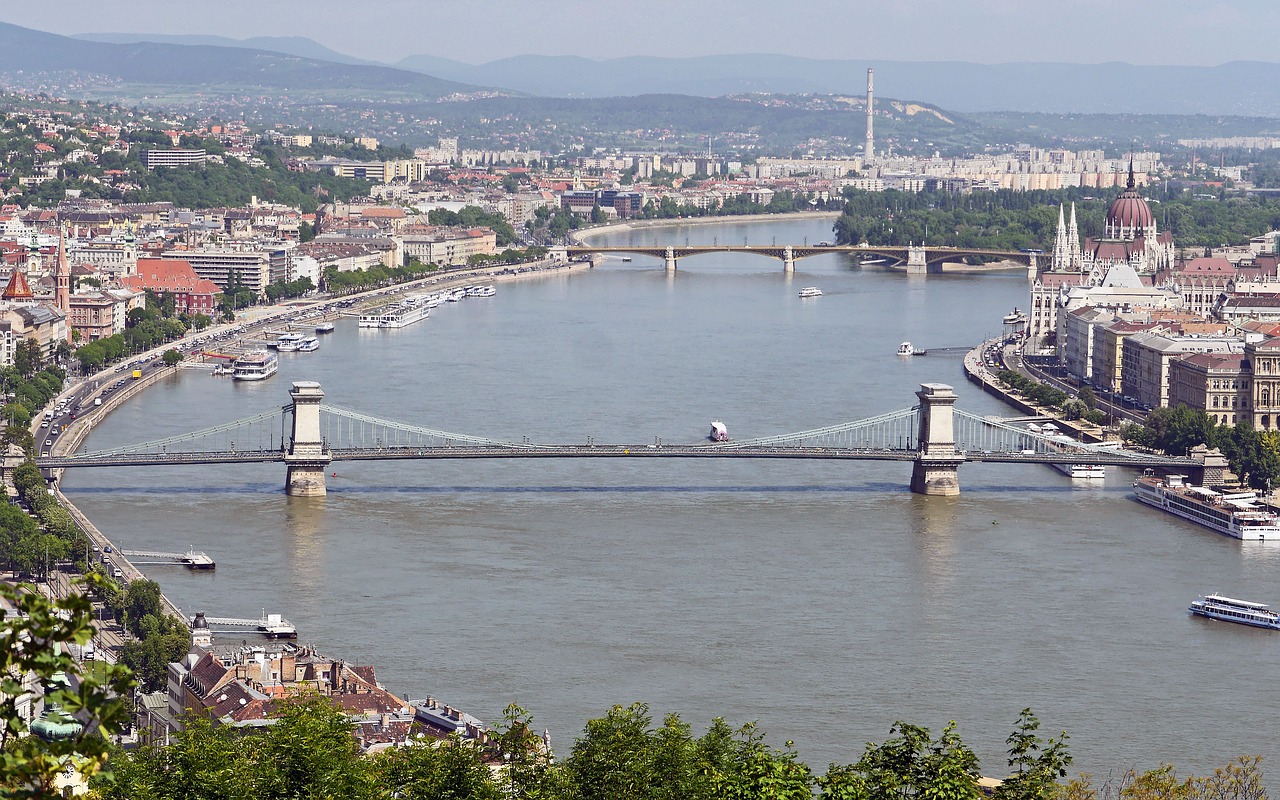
[1027,163,1177,351]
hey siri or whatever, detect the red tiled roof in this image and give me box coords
[1181,257,1235,275]
[2,269,32,300]
[119,258,221,296]
[1178,352,1245,370]
[360,207,405,218]
[187,652,231,698]
[1038,272,1090,288]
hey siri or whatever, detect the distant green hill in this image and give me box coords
[394,52,1280,117]
[72,32,382,67]
[0,22,492,100]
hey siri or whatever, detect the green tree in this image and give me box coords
[995,709,1072,800]
[12,337,41,378]
[1076,386,1096,411]
[120,579,165,638]
[490,703,566,799]
[375,736,501,800]
[820,720,980,800]
[567,703,659,799]
[117,613,190,692]
[0,577,135,797]
[162,348,183,367]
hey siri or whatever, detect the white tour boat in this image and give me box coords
[466,284,496,297]
[1052,462,1106,480]
[1043,433,1106,480]
[314,321,336,334]
[232,350,278,381]
[1132,472,1280,541]
[295,337,320,352]
[275,332,306,351]
[709,421,729,442]
[1189,594,1280,630]
[798,287,823,298]
[897,342,924,356]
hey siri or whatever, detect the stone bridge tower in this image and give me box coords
[285,381,332,497]
[911,383,964,496]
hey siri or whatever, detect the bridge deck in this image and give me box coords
[38,445,1191,468]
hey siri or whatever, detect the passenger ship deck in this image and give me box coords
[1133,473,1280,541]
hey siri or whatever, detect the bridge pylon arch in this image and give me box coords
[285,381,332,497]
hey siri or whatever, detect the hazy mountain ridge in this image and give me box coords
[73,32,382,66]
[393,54,1280,116]
[0,23,488,99]
[57,27,1280,117]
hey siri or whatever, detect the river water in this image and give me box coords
[65,216,1280,779]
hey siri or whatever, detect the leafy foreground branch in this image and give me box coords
[0,578,135,798]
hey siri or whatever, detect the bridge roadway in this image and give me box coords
[566,244,1036,268]
[36,444,1193,469]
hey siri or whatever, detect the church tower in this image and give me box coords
[25,233,41,276]
[55,225,70,317]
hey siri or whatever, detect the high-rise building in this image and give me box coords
[865,68,875,161]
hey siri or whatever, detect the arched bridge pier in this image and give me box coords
[38,382,1202,497]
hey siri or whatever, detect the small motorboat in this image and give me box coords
[708,420,729,442]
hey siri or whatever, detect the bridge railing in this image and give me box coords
[318,405,536,450]
[74,406,289,459]
[709,407,919,451]
[952,410,1172,463]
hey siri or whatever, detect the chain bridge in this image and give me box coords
[36,381,1202,497]
[563,244,1038,276]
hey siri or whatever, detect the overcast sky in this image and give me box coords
[1,0,1273,66]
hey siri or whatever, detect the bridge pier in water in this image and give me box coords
[664,247,678,272]
[285,381,332,497]
[911,383,964,496]
[783,245,794,273]
[906,245,928,275]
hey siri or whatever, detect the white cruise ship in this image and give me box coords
[232,350,278,381]
[466,284,496,297]
[359,299,430,329]
[1133,472,1280,541]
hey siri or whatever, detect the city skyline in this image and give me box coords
[0,0,1272,68]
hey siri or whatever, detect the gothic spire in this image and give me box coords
[1067,202,1081,269]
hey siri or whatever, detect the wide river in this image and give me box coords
[66,216,1279,779]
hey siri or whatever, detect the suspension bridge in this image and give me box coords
[34,381,1207,497]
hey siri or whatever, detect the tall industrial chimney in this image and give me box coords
[865,67,875,161]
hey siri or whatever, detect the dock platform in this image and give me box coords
[120,549,215,569]
[195,611,297,638]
